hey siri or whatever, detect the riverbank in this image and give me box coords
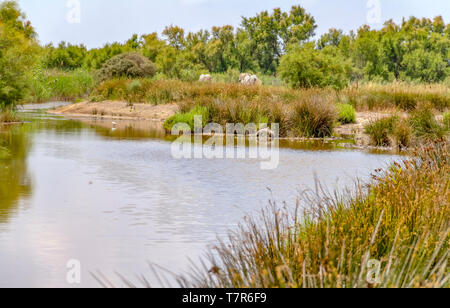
[49,100,447,150]
[49,100,180,122]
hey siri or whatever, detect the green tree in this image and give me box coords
[241,6,317,73]
[162,25,185,50]
[43,42,87,70]
[401,49,448,82]
[278,43,350,89]
[0,0,39,109]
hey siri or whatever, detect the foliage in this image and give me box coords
[336,103,356,124]
[31,3,449,86]
[25,68,94,103]
[43,42,87,70]
[97,52,156,81]
[278,44,350,89]
[241,6,317,73]
[0,107,18,123]
[290,98,336,137]
[342,83,449,111]
[0,0,39,109]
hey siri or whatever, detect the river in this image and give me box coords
[0,103,402,287]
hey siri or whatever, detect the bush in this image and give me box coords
[290,98,336,137]
[97,52,156,81]
[364,116,398,146]
[336,103,356,124]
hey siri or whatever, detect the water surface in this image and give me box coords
[0,104,401,287]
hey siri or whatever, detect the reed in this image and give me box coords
[177,141,450,288]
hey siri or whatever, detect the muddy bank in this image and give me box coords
[49,101,180,122]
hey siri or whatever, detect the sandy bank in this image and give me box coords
[49,101,180,122]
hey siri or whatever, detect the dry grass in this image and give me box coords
[89,79,449,138]
[342,82,450,111]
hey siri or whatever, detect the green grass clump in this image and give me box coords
[179,142,450,288]
[163,105,210,132]
[336,103,356,124]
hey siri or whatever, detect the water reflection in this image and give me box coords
[0,125,32,223]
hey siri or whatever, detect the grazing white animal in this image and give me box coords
[239,73,252,83]
[199,74,212,82]
[240,74,262,86]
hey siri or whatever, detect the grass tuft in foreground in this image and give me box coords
[176,142,449,288]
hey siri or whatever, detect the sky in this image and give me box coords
[17,0,450,49]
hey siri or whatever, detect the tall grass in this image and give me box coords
[91,79,449,113]
[25,68,95,103]
[364,116,399,147]
[91,79,450,139]
[0,108,19,123]
[342,82,450,111]
[176,142,449,288]
[290,98,336,137]
[365,104,448,147]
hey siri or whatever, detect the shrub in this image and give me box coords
[364,116,398,146]
[290,98,336,137]
[97,52,156,81]
[336,103,356,124]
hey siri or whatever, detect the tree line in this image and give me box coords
[1,0,449,110]
[43,7,450,88]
